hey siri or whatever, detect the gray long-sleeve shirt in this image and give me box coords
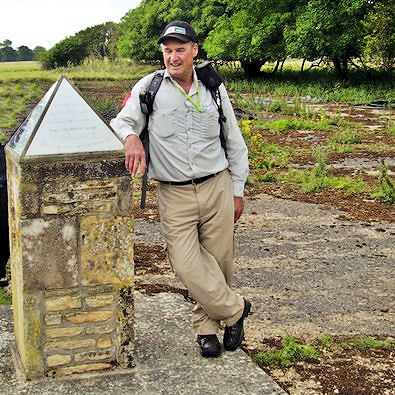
[110,68,249,196]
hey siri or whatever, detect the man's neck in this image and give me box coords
[170,71,194,94]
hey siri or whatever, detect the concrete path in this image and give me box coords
[0,292,286,394]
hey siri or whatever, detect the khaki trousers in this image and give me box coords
[158,170,244,335]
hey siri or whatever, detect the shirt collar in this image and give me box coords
[164,68,199,95]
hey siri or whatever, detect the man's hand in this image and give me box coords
[124,134,146,176]
[234,196,244,223]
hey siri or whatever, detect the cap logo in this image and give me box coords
[164,26,186,36]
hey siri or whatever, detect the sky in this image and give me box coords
[0,0,141,50]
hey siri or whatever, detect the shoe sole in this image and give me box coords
[201,349,222,358]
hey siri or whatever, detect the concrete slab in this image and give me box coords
[0,292,286,394]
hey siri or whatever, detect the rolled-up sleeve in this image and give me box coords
[110,76,150,142]
[219,85,249,197]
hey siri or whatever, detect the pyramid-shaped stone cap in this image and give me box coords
[7,76,123,159]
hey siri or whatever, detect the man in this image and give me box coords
[111,21,250,358]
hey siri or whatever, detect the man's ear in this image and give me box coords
[192,43,198,58]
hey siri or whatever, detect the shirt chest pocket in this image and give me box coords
[151,108,178,139]
[195,108,220,138]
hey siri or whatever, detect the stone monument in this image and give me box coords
[5,76,134,379]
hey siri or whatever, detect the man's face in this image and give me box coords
[162,39,198,82]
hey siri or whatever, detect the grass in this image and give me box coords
[372,160,395,203]
[221,62,395,104]
[330,129,363,144]
[0,59,157,83]
[252,333,395,369]
[319,334,395,351]
[253,334,320,368]
[0,288,11,305]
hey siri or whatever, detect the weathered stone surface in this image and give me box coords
[74,350,112,362]
[117,177,133,214]
[42,201,115,216]
[85,294,114,308]
[46,327,83,339]
[97,338,112,349]
[44,289,79,297]
[42,179,117,204]
[86,324,114,335]
[14,295,45,378]
[64,311,113,324]
[80,215,134,286]
[84,284,115,295]
[20,217,78,290]
[20,157,126,184]
[46,296,81,312]
[44,314,62,326]
[48,362,112,376]
[47,354,71,367]
[20,183,39,216]
[45,339,95,351]
[116,286,134,368]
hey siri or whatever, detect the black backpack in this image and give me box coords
[138,61,227,208]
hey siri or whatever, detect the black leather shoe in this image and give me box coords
[223,298,251,351]
[196,334,222,357]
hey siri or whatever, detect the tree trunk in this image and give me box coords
[240,60,264,76]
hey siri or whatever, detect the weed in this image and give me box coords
[252,333,395,371]
[348,336,395,350]
[329,143,357,154]
[387,121,395,138]
[372,160,395,204]
[330,129,363,144]
[0,288,11,305]
[253,334,320,368]
[319,333,335,349]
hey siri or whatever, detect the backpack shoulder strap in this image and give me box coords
[140,70,165,115]
[139,70,164,209]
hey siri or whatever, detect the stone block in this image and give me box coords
[47,354,71,367]
[20,218,78,290]
[85,294,114,308]
[64,311,113,324]
[46,327,84,339]
[74,350,112,362]
[80,215,134,286]
[46,296,81,312]
[48,362,112,376]
[45,339,96,352]
[97,338,112,349]
[86,324,114,335]
[45,314,62,326]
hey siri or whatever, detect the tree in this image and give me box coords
[33,46,47,61]
[17,45,34,61]
[116,0,225,62]
[42,22,118,69]
[363,0,395,72]
[0,45,17,62]
[203,0,303,76]
[285,0,369,77]
[0,39,12,49]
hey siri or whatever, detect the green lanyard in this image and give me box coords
[174,85,204,113]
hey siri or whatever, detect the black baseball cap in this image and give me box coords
[158,21,198,44]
